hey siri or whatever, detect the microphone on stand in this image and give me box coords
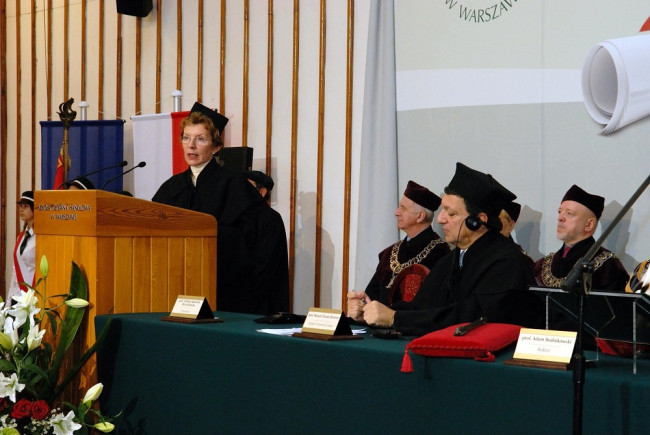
[101,161,147,190]
[57,160,128,189]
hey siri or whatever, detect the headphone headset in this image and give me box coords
[465,215,484,231]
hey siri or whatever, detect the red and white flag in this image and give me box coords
[132,111,189,200]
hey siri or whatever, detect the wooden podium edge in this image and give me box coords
[292,332,363,341]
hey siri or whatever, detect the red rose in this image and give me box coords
[31,400,50,420]
[10,398,32,419]
[0,397,7,411]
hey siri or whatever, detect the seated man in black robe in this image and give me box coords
[532,185,628,291]
[152,102,267,314]
[361,162,542,336]
[499,201,534,268]
[245,170,290,314]
[347,180,449,321]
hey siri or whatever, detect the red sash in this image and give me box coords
[12,230,33,292]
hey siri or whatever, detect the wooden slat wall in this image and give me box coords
[1,1,360,313]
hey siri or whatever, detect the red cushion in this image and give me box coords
[402,323,521,370]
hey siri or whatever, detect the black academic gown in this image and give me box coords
[508,235,534,270]
[152,159,268,314]
[393,230,542,336]
[532,237,629,344]
[246,204,290,314]
[532,236,629,292]
[364,227,450,305]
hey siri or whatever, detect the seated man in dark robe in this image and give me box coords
[360,163,542,336]
[347,181,449,321]
[532,185,628,291]
[245,170,290,314]
[499,201,534,268]
[152,102,267,314]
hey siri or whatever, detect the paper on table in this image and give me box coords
[257,328,367,336]
[582,33,650,134]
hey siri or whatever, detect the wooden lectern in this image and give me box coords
[34,190,217,399]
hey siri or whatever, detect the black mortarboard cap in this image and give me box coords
[446,162,516,217]
[67,176,95,190]
[562,184,604,219]
[246,170,274,191]
[17,191,34,205]
[503,201,522,222]
[404,180,441,211]
[190,102,229,134]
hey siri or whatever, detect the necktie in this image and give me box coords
[459,250,466,268]
[562,245,571,258]
[19,231,31,255]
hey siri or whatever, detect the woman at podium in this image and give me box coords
[152,102,268,314]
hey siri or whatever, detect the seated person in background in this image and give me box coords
[499,201,534,267]
[347,181,450,322]
[360,163,542,336]
[625,259,650,293]
[245,170,290,313]
[8,191,36,305]
[533,185,628,291]
[64,176,95,190]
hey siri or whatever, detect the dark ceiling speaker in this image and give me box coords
[116,0,153,17]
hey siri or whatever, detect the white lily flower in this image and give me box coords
[27,324,46,351]
[0,372,25,402]
[51,410,82,435]
[83,383,103,405]
[8,289,40,329]
[1,318,19,350]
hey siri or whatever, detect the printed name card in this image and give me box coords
[161,295,222,324]
[512,328,577,364]
[302,308,347,335]
[292,307,361,341]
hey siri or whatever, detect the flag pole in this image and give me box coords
[57,98,77,182]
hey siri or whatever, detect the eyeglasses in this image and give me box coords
[181,135,212,146]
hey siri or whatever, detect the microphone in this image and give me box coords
[101,161,146,190]
[57,160,128,189]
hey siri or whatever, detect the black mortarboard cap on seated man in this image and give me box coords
[190,102,229,135]
[561,184,604,220]
[503,201,522,222]
[403,180,441,211]
[446,162,516,217]
[246,170,275,191]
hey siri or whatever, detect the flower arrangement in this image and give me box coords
[0,256,116,434]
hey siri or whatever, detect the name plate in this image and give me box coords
[302,308,347,335]
[161,295,222,324]
[512,328,577,364]
[291,307,361,341]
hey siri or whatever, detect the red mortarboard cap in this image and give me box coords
[503,201,521,222]
[562,184,604,219]
[446,162,516,217]
[404,180,441,212]
[190,102,229,134]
